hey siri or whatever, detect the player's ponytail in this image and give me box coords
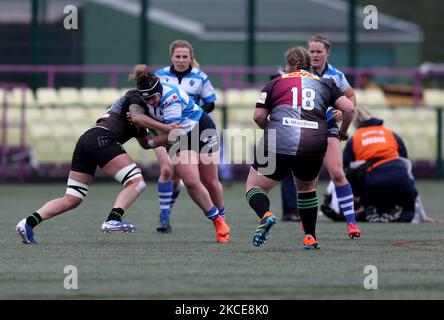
[129,64,149,82]
[285,47,311,72]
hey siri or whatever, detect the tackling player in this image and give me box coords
[15,65,177,244]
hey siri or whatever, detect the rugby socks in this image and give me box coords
[205,206,219,221]
[26,212,42,228]
[246,188,270,220]
[106,207,124,222]
[218,207,226,220]
[170,189,181,209]
[158,180,173,218]
[336,184,356,224]
[298,191,318,238]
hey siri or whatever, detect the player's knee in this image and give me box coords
[205,178,221,191]
[181,177,200,191]
[114,163,143,186]
[330,169,346,185]
[296,180,316,192]
[65,178,89,205]
[126,178,146,194]
[136,179,146,194]
[159,164,174,180]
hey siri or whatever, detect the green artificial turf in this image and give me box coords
[1,181,443,299]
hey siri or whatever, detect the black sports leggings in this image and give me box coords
[361,166,416,222]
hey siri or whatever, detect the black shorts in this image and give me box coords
[252,149,325,182]
[71,127,126,176]
[173,112,220,154]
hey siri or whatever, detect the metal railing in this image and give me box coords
[0,83,27,182]
[1,65,444,180]
[2,64,444,104]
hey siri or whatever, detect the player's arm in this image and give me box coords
[331,86,355,123]
[325,78,354,140]
[338,72,356,106]
[129,104,176,133]
[136,136,150,149]
[333,96,354,140]
[254,82,273,129]
[253,108,270,129]
[136,133,170,150]
[200,72,216,113]
[343,86,356,106]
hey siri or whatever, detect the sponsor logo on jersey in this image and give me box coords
[282,117,318,129]
[164,94,179,106]
[282,71,320,80]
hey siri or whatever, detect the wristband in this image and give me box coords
[148,139,157,148]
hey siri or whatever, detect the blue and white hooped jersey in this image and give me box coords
[146,82,203,134]
[155,66,216,105]
[313,63,350,127]
[315,63,350,92]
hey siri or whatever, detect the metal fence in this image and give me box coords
[1,65,444,181]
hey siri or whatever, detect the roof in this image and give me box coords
[0,0,83,23]
[103,0,423,43]
[0,0,423,43]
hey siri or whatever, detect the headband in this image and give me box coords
[138,79,162,99]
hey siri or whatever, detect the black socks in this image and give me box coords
[297,191,318,238]
[106,208,125,222]
[26,212,43,228]
[246,188,270,220]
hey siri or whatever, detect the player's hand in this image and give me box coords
[333,109,343,122]
[126,112,134,125]
[168,122,181,131]
[338,130,349,141]
[423,216,442,223]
